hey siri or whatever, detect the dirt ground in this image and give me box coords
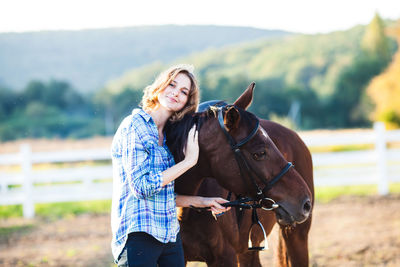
[0,194,399,267]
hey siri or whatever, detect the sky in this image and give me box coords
[0,0,399,34]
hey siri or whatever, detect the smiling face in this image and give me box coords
[158,73,191,113]
[141,65,200,122]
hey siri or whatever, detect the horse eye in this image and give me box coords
[253,151,266,161]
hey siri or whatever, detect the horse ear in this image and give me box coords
[233,82,255,110]
[224,106,240,130]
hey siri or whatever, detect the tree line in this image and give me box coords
[0,14,398,141]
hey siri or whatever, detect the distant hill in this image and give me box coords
[106,25,367,99]
[0,25,291,92]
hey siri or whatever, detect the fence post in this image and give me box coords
[0,178,7,194]
[374,122,389,195]
[21,144,34,218]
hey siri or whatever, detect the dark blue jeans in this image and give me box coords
[117,232,185,267]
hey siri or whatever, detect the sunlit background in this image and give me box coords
[1,0,399,33]
[0,1,400,266]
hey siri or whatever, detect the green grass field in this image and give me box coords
[315,183,400,203]
[0,199,111,219]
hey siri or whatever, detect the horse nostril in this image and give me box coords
[303,198,312,214]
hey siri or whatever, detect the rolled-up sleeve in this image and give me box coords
[122,128,163,199]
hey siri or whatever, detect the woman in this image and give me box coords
[111,64,230,267]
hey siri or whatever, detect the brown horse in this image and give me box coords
[166,83,314,267]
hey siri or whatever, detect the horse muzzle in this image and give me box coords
[274,197,312,226]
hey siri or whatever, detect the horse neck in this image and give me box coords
[171,112,219,195]
[175,173,204,196]
[174,158,210,195]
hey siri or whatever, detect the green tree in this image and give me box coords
[367,21,400,128]
[93,86,143,134]
[0,87,17,120]
[361,13,391,63]
[0,79,100,141]
[326,13,393,128]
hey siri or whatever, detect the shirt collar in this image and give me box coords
[133,108,153,123]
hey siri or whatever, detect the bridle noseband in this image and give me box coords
[217,107,293,201]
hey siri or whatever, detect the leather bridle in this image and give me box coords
[213,106,295,250]
[217,106,293,202]
[191,104,294,250]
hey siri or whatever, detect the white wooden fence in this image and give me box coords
[0,147,113,218]
[301,122,400,193]
[1,122,400,218]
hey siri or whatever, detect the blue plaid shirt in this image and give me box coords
[111,108,179,261]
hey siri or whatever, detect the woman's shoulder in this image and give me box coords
[112,110,140,140]
[112,109,157,151]
[131,109,153,130]
[121,109,157,141]
[118,109,147,130]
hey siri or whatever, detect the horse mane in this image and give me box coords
[165,105,257,163]
[165,110,208,163]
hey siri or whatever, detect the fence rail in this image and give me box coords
[300,122,400,194]
[1,122,400,218]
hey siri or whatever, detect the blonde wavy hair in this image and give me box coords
[140,64,200,122]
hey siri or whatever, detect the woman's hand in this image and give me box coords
[183,126,199,167]
[201,197,231,215]
[175,195,231,217]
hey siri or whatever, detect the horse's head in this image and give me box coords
[166,83,312,226]
[197,83,312,226]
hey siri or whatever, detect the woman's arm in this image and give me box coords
[121,124,198,198]
[122,127,164,199]
[161,126,199,187]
